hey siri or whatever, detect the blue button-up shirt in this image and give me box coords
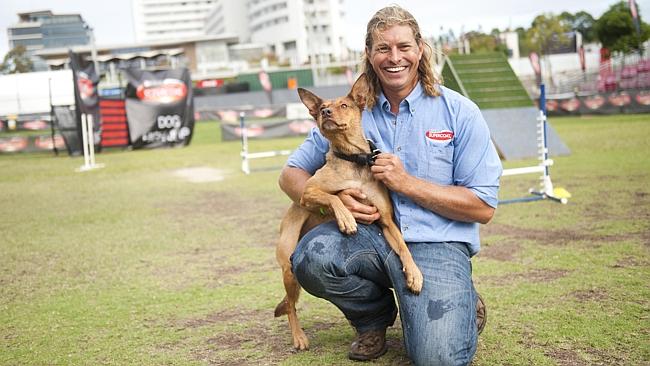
[286,83,502,256]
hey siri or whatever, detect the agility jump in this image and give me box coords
[499,84,570,205]
[239,112,292,175]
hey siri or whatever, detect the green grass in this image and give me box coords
[1,114,649,365]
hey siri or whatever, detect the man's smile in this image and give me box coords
[384,66,407,73]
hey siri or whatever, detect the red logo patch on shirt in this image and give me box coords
[425,130,454,142]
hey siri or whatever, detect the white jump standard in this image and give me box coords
[76,113,105,172]
[239,112,292,175]
[499,84,569,205]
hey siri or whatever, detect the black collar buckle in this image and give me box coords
[333,139,382,167]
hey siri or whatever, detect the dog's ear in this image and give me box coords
[298,88,323,120]
[349,73,369,109]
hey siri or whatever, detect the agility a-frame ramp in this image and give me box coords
[441,52,570,204]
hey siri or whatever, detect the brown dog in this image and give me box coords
[274,74,424,350]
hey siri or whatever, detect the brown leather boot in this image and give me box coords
[477,293,487,335]
[348,328,388,361]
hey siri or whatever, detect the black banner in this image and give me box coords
[220,119,316,141]
[124,68,194,149]
[53,106,81,156]
[68,50,101,155]
[544,90,650,116]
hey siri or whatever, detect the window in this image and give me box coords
[283,40,296,51]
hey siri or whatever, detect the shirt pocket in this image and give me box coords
[418,142,454,184]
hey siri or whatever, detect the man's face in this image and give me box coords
[368,24,423,97]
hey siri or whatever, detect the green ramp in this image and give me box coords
[441,52,532,109]
[441,53,570,160]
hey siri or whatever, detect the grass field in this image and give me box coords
[1,114,649,365]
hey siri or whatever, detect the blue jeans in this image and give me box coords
[291,221,478,366]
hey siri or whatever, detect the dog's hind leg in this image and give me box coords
[275,204,310,350]
[379,215,424,294]
[278,268,309,350]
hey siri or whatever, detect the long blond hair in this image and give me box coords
[361,5,441,109]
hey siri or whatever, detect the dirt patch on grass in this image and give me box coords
[148,245,277,290]
[480,223,618,247]
[544,345,628,366]
[478,242,522,262]
[177,308,267,330]
[172,307,299,365]
[161,191,287,246]
[567,288,610,302]
[481,268,570,286]
[172,167,226,183]
[610,255,649,268]
[522,330,621,366]
[545,347,590,366]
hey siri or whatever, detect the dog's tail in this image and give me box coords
[274,296,290,317]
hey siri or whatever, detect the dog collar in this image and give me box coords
[333,139,381,167]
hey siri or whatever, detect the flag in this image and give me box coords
[630,0,641,36]
[258,70,273,104]
[66,49,100,155]
[578,45,586,72]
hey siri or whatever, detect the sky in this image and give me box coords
[1,0,648,57]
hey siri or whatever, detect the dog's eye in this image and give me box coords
[340,103,347,109]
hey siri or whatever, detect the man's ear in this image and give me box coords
[349,73,369,108]
[297,88,322,120]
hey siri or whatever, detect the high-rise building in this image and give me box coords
[132,0,218,42]
[204,1,249,43]
[135,0,348,66]
[301,0,348,63]
[7,10,91,71]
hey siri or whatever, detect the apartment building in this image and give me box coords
[132,0,218,42]
[134,0,348,66]
[7,10,91,71]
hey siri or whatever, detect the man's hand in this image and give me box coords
[337,188,380,225]
[371,153,410,192]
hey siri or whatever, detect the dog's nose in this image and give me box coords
[321,107,332,117]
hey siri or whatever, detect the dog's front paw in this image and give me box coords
[293,328,310,350]
[336,211,357,235]
[404,264,423,294]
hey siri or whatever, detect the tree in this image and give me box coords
[595,1,650,54]
[0,45,33,74]
[525,14,570,56]
[465,31,508,55]
[560,10,597,43]
[524,14,570,84]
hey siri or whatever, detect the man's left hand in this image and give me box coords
[371,153,410,192]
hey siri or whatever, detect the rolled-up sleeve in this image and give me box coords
[285,127,330,175]
[452,106,502,208]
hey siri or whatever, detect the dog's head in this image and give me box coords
[297,74,368,140]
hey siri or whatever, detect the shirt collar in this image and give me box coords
[378,81,424,114]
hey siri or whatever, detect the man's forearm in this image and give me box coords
[278,166,312,203]
[398,174,495,224]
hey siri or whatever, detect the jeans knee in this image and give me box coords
[291,234,341,296]
[406,333,476,366]
[409,350,473,366]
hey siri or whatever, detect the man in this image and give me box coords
[278,5,502,366]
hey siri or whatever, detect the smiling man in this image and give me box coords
[279,5,502,365]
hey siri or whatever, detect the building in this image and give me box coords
[242,0,348,65]
[137,0,349,66]
[132,0,218,43]
[7,10,91,71]
[204,1,250,43]
[34,34,244,82]
[301,0,348,63]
